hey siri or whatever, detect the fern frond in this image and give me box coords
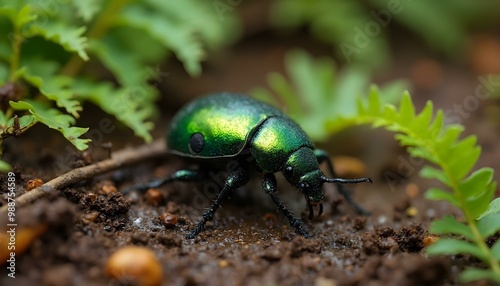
[349,87,500,283]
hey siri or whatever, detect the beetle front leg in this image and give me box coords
[314,149,370,215]
[122,169,207,194]
[187,167,250,239]
[262,173,311,238]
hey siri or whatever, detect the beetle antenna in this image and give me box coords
[321,175,372,184]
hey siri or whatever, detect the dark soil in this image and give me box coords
[2,3,500,286]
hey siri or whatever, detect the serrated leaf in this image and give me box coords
[118,5,203,76]
[460,268,500,284]
[72,0,102,22]
[420,166,450,186]
[477,197,500,220]
[9,100,90,150]
[0,160,11,171]
[20,62,82,117]
[89,39,147,87]
[34,22,88,60]
[427,238,486,261]
[425,188,460,207]
[466,182,497,219]
[447,137,480,180]
[459,168,494,199]
[411,100,433,132]
[477,213,500,238]
[398,93,415,125]
[73,80,155,142]
[429,216,474,240]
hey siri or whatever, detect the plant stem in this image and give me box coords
[61,0,130,77]
[8,26,22,81]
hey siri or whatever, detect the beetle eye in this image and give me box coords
[284,166,293,176]
[189,132,205,154]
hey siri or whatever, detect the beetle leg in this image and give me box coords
[262,173,311,238]
[122,169,206,194]
[187,166,250,239]
[307,203,314,220]
[314,149,370,215]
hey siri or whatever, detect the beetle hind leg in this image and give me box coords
[121,169,206,194]
[262,173,311,238]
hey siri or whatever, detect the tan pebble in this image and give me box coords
[218,260,229,268]
[145,189,163,206]
[405,183,420,198]
[105,246,163,286]
[314,277,338,286]
[101,183,118,194]
[406,206,418,217]
[332,156,367,178]
[160,213,178,228]
[26,178,44,191]
[0,224,48,263]
[423,235,439,247]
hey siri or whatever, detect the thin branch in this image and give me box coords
[0,139,166,213]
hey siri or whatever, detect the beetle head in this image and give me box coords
[282,147,325,219]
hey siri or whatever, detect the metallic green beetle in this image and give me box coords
[136,93,371,239]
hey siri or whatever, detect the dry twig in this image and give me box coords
[0,139,166,213]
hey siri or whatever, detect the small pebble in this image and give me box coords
[406,206,418,217]
[405,183,420,198]
[315,277,338,286]
[160,213,178,228]
[423,235,439,247]
[377,215,387,224]
[218,260,229,268]
[332,156,367,178]
[106,246,163,286]
[145,189,163,206]
[26,178,44,191]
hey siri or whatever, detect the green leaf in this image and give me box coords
[429,216,474,241]
[447,137,481,180]
[33,22,88,61]
[459,168,494,199]
[466,182,497,219]
[0,110,7,127]
[425,188,460,207]
[0,160,11,171]
[20,59,82,117]
[460,268,500,284]
[118,5,204,76]
[73,80,155,143]
[420,166,450,186]
[477,213,500,238]
[492,240,500,261]
[9,100,90,150]
[427,238,486,261]
[72,0,102,22]
[89,38,148,87]
[477,197,500,220]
